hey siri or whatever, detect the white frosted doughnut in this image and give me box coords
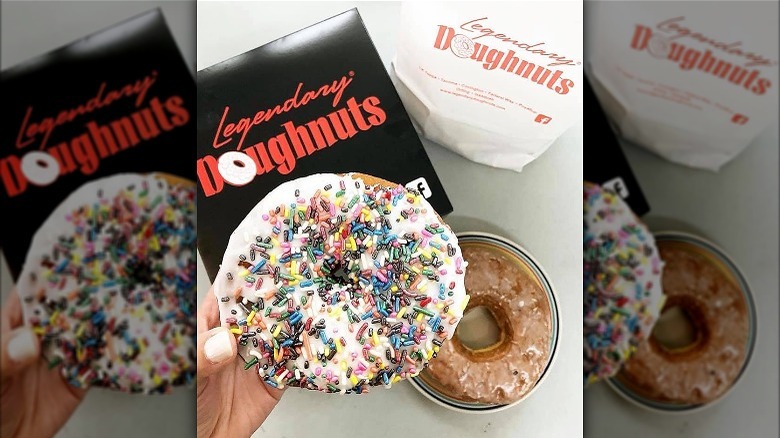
[17,173,197,394]
[213,173,468,393]
[218,151,257,187]
[583,182,665,385]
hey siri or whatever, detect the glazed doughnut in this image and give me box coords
[18,173,197,393]
[583,182,664,385]
[619,241,750,404]
[213,173,468,393]
[426,241,553,404]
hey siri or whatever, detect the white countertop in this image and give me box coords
[584,125,779,437]
[0,2,197,437]
[197,2,583,437]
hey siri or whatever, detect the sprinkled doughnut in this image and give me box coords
[583,182,664,385]
[213,173,468,394]
[18,173,197,394]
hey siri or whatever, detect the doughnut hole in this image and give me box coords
[123,259,156,291]
[457,306,501,350]
[650,295,710,359]
[324,259,355,288]
[453,296,512,361]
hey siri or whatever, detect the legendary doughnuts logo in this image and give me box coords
[197,72,388,197]
[629,16,777,95]
[0,70,190,197]
[432,17,578,95]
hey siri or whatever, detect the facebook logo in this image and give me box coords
[535,114,552,124]
[731,114,748,125]
[406,177,432,199]
[603,177,629,199]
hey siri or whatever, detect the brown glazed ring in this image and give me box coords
[426,241,553,405]
[619,240,751,405]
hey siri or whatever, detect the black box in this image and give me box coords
[197,9,452,281]
[584,76,649,216]
[0,9,196,279]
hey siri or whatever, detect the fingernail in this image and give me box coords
[8,329,37,363]
[204,328,233,363]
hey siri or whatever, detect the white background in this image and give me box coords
[197,2,583,438]
[585,124,780,437]
[1,2,197,437]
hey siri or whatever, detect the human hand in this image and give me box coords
[197,287,284,438]
[1,290,86,438]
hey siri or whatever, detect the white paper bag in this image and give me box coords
[585,2,779,170]
[392,1,583,172]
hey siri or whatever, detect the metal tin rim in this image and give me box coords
[409,231,561,414]
[606,231,758,415]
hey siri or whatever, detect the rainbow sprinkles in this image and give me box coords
[214,173,468,394]
[18,173,197,394]
[583,182,664,385]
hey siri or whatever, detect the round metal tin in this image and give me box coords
[408,231,560,413]
[606,231,757,414]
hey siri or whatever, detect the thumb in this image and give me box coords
[1,327,39,382]
[198,327,237,380]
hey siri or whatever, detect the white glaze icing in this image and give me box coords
[583,183,665,384]
[18,173,197,393]
[213,173,467,393]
